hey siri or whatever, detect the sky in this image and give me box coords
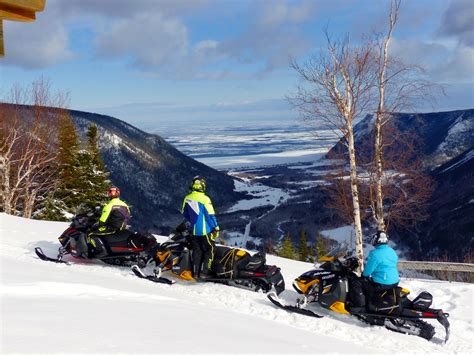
[0,0,473,132]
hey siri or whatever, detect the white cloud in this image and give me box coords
[439,0,474,48]
[260,0,315,28]
[2,11,74,69]
[435,46,474,82]
[391,38,449,69]
[95,13,188,69]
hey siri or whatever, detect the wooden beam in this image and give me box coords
[0,0,45,12]
[0,0,46,57]
[0,3,36,21]
[0,19,4,57]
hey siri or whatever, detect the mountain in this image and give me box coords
[2,212,472,353]
[327,109,474,260]
[70,109,245,231]
[3,104,242,231]
[407,148,474,260]
[328,109,474,168]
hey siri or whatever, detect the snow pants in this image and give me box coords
[190,235,215,277]
[349,276,398,309]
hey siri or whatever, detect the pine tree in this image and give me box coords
[316,234,329,261]
[277,232,296,260]
[37,121,110,220]
[76,124,110,208]
[298,228,309,262]
[37,114,81,221]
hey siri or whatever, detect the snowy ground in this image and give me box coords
[1,213,473,354]
[226,178,290,213]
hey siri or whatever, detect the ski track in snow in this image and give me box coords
[0,213,473,354]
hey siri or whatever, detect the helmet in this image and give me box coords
[191,176,206,192]
[107,186,120,199]
[371,230,389,246]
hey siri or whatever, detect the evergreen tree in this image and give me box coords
[76,124,110,208]
[277,232,296,260]
[298,228,309,262]
[37,114,81,221]
[37,121,110,220]
[316,234,329,261]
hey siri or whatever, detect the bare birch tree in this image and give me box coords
[0,78,69,217]
[290,35,377,271]
[371,0,441,230]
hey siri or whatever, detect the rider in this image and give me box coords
[88,186,131,257]
[362,230,399,287]
[181,176,219,280]
[348,231,399,311]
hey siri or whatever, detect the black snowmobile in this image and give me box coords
[133,222,285,294]
[267,256,450,343]
[35,208,157,267]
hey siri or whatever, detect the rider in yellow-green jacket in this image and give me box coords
[182,176,219,280]
[89,186,131,257]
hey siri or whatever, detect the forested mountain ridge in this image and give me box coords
[327,109,474,260]
[329,109,474,169]
[2,104,242,231]
[69,109,243,231]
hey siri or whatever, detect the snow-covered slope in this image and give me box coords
[1,213,472,354]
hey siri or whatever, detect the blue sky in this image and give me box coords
[1,0,473,131]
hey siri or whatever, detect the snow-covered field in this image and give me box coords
[1,213,473,354]
[226,179,290,213]
[198,149,328,169]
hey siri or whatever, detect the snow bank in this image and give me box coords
[1,213,472,354]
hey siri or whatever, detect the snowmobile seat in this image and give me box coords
[411,291,433,310]
[214,246,252,278]
[244,252,266,271]
[102,229,134,246]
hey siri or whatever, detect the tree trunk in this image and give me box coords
[1,158,13,214]
[347,124,364,272]
[23,189,37,219]
[374,114,385,231]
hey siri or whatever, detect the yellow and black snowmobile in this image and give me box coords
[132,222,285,294]
[267,256,450,343]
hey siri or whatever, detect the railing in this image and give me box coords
[398,261,474,282]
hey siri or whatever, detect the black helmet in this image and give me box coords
[371,230,389,246]
[191,176,206,192]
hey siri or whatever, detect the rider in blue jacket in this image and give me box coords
[347,231,399,311]
[362,232,399,285]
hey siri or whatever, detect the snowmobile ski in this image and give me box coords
[35,247,69,264]
[131,265,175,285]
[267,293,324,318]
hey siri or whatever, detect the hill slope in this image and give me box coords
[1,213,472,353]
[326,109,474,259]
[69,109,243,231]
[2,104,243,231]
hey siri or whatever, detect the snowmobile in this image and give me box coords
[267,256,450,343]
[35,208,157,267]
[133,222,285,294]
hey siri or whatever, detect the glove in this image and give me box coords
[210,229,219,241]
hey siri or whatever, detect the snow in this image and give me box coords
[1,213,473,353]
[197,149,328,169]
[440,149,474,173]
[227,179,290,213]
[436,114,473,155]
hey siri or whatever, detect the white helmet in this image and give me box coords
[371,231,389,246]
